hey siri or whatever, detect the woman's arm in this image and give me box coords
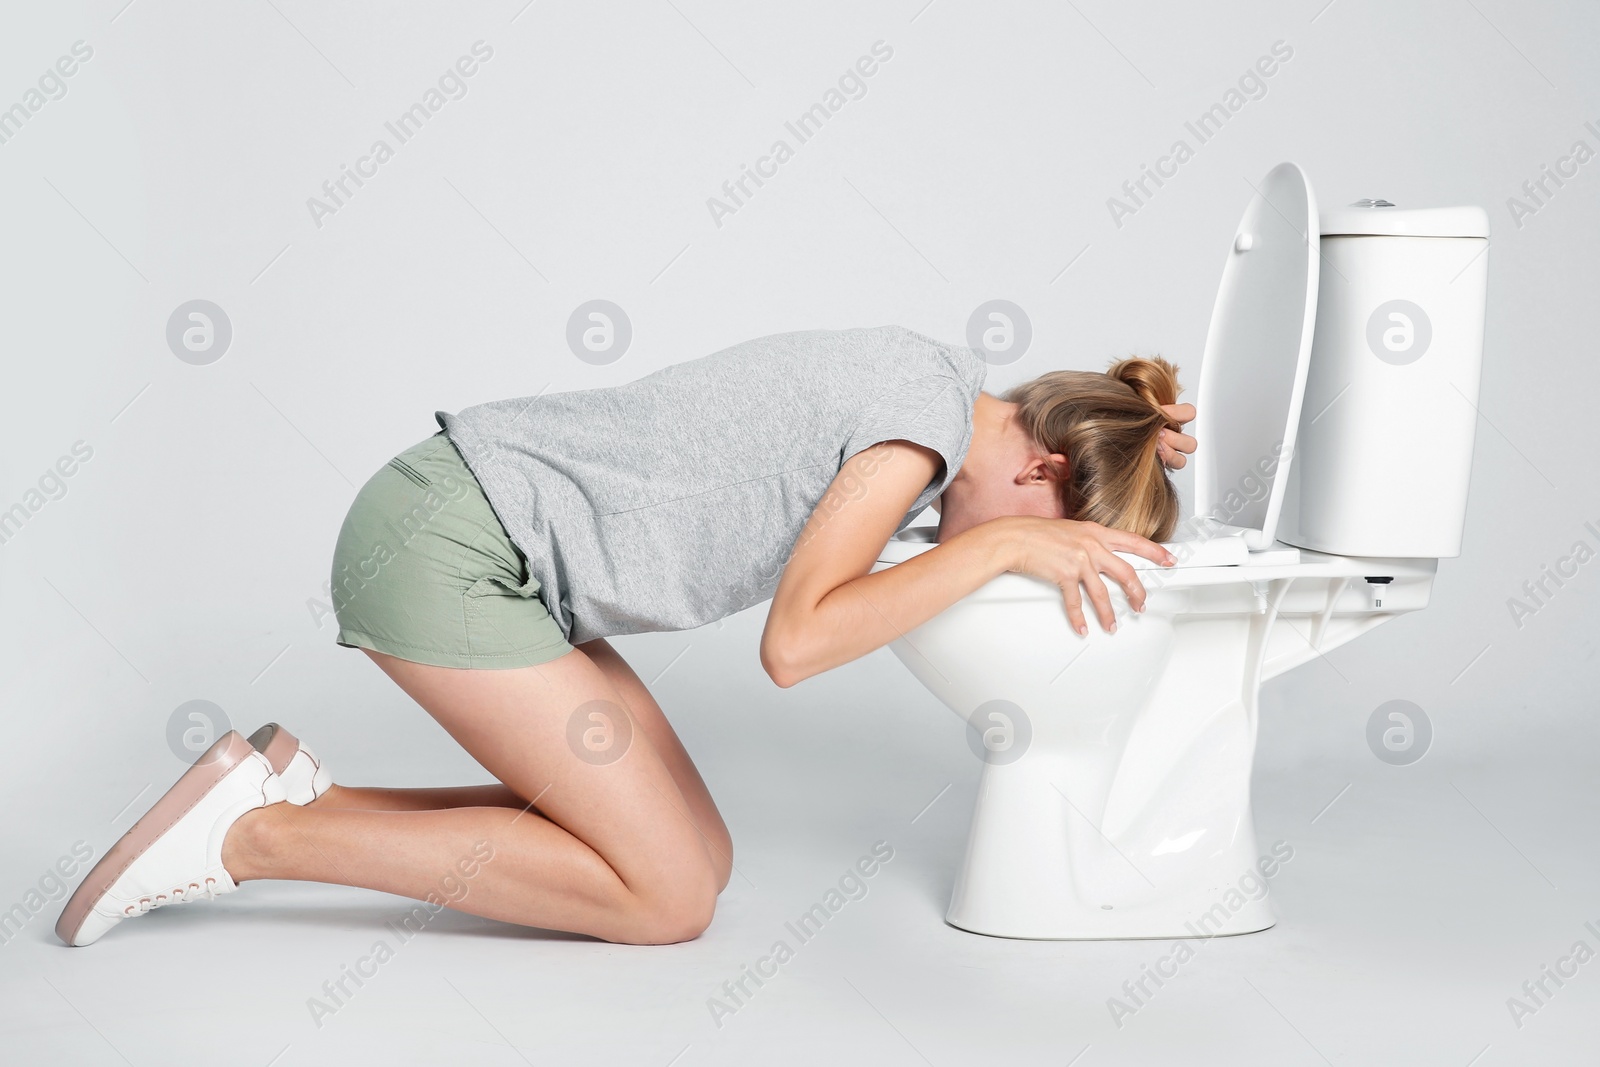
[759,440,1176,687]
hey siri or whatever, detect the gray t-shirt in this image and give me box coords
[436,325,987,645]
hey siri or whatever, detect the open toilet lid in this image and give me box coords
[1191,162,1320,551]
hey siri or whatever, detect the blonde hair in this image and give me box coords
[1002,356,1183,541]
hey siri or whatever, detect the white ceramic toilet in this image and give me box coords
[876,163,1489,939]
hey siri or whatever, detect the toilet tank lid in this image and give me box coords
[1320,203,1490,238]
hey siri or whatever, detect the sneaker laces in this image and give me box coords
[124,876,223,915]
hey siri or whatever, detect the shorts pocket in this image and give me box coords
[386,456,432,489]
[462,571,569,663]
[464,572,544,603]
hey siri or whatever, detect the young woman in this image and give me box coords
[57,325,1196,947]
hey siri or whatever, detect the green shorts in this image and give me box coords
[331,432,575,669]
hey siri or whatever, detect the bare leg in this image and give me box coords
[577,638,733,890]
[222,645,721,943]
[300,640,734,890]
[310,783,529,812]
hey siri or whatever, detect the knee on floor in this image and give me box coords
[708,830,734,892]
[616,866,720,945]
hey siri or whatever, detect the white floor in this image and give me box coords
[5,622,1597,1066]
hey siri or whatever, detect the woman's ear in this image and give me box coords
[1018,453,1070,486]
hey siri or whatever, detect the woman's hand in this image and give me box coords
[1157,402,1197,470]
[993,516,1175,637]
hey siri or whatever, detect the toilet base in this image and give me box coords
[945,892,1278,941]
[941,750,1285,941]
[945,917,1276,941]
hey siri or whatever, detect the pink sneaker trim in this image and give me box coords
[55,731,257,947]
[246,723,300,777]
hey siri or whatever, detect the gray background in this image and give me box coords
[2,1,1597,1064]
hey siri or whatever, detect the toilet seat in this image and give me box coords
[879,525,1430,595]
[880,523,1299,574]
[1190,161,1321,553]
[882,522,1261,569]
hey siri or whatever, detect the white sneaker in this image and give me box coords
[246,722,333,805]
[57,731,284,947]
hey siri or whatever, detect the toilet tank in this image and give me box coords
[1278,202,1490,558]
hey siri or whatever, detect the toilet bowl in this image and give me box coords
[875,163,1489,940]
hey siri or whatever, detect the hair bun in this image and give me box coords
[1107,356,1181,427]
